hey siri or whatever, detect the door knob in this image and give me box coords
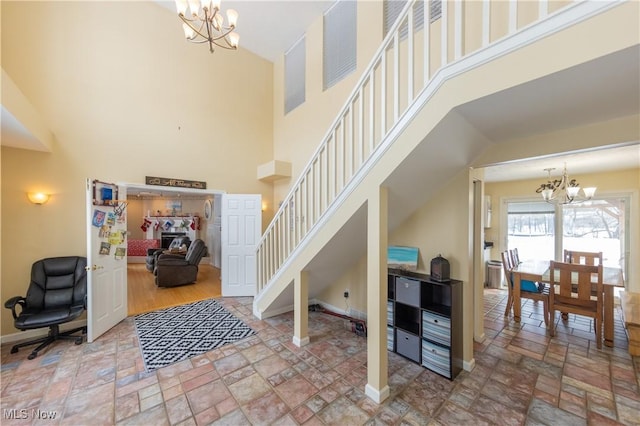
[85,265,104,271]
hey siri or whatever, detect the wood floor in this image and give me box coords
[127,263,221,316]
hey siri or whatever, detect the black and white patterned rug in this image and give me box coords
[134,298,255,372]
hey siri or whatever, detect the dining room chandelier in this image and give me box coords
[175,0,239,53]
[535,164,596,205]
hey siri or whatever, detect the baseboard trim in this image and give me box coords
[292,335,310,347]
[365,384,390,403]
[253,303,294,320]
[0,319,87,345]
[254,297,328,320]
[463,358,476,372]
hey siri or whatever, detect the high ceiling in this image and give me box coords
[3,1,638,194]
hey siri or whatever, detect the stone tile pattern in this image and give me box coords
[1,292,638,425]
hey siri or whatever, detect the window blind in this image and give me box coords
[508,201,555,214]
[430,0,442,24]
[383,0,442,39]
[285,36,306,114]
[323,0,357,90]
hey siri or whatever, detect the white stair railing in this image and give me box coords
[257,0,579,292]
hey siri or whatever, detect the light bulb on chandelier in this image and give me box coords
[535,163,596,205]
[175,0,239,53]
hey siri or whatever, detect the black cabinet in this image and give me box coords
[387,268,462,379]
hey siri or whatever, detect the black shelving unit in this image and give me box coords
[387,268,462,380]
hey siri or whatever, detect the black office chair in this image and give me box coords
[4,256,88,359]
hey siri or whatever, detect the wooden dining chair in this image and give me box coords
[501,251,549,325]
[509,248,521,266]
[564,249,603,266]
[561,250,604,318]
[548,260,603,348]
[501,251,515,317]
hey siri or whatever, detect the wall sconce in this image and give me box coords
[27,192,50,205]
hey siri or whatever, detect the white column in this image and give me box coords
[365,186,390,403]
[293,270,310,347]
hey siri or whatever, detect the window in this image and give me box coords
[429,0,442,23]
[323,0,357,90]
[383,0,441,39]
[504,195,630,279]
[506,201,555,262]
[562,197,628,268]
[285,36,306,114]
[384,0,423,39]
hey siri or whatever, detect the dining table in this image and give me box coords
[511,259,624,347]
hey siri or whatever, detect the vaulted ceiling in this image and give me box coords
[3,1,638,191]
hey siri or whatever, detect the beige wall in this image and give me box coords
[1,1,274,335]
[271,1,384,205]
[127,199,146,241]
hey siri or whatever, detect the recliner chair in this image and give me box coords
[4,256,87,359]
[145,236,191,272]
[155,239,207,287]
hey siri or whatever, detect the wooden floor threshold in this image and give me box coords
[127,263,221,316]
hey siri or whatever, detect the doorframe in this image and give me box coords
[118,183,226,311]
[472,178,486,343]
[122,183,225,198]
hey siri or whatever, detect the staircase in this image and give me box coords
[253,0,627,319]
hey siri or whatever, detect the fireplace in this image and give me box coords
[161,232,186,249]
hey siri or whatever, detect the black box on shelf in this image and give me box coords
[430,255,450,282]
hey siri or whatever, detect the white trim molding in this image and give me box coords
[292,335,310,347]
[365,384,390,403]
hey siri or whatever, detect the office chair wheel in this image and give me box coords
[75,337,83,345]
[10,347,18,354]
[27,352,37,360]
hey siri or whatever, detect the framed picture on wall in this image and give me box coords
[388,246,419,271]
[92,180,118,206]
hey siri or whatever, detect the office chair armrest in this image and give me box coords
[4,296,26,320]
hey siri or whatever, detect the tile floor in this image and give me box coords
[1,290,639,425]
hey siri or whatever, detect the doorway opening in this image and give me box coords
[122,183,225,315]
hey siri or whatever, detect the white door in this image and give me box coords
[86,179,128,342]
[221,194,261,296]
